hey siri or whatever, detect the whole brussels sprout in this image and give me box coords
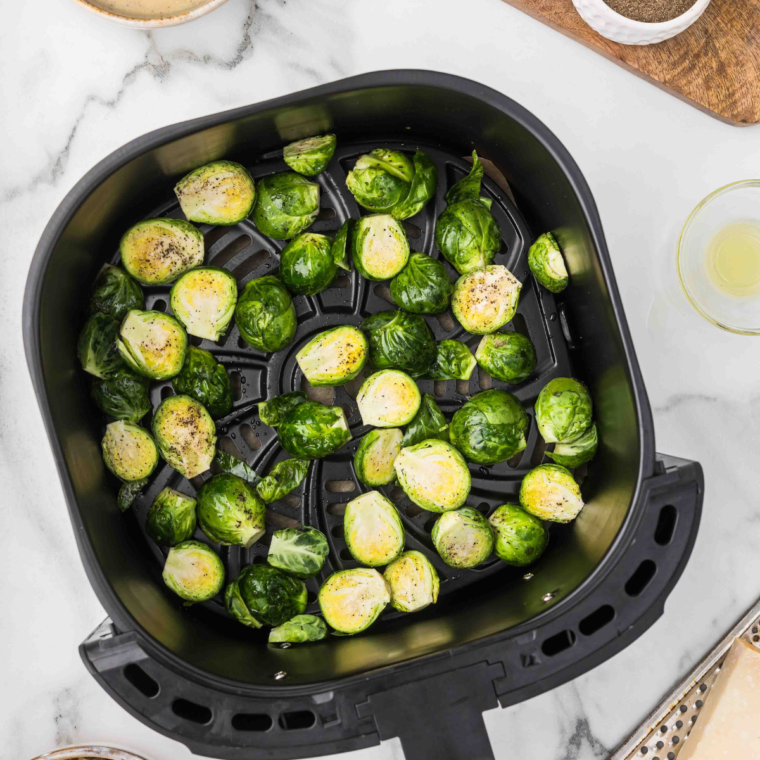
[174,160,256,225]
[212,450,260,486]
[431,507,494,569]
[476,331,536,384]
[172,346,232,419]
[146,487,197,546]
[256,458,310,504]
[120,218,204,286]
[452,266,522,335]
[489,504,548,567]
[225,564,307,628]
[318,568,391,634]
[352,215,410,281]
[394,439,471,513]
[253,172,320,240]
[401,393,449,448]
[170,267,238,341]
[269,614,328,644]
[390,253,453,315]
[384,550,439,613]
[235,276,297,353]
[534,377,593,444]
[283,134,337,177]
[346,149,415,213]
[446,151,486,205]
[360,310,436,377]
[344,491,405,567]
[390,150,438,221]
[528,232,568,293]
[118,478,148,512]
[197,473,266,547]
[546,423,598,468]
[152,395,216,479]
[520,464,584,523]
[355,428,403,487]
[331,219,353,271]
[435,199,501,275]
[258,391,307,428]
[357,370,421,427]
[278,401,351,459]
[296,326,368,386]
[427,340,476,381]
[102,421,159,482]
[78,313,124,379]
[163,540,225,603]
[89,264,143,322]
[91,368,151,423]
[268,526,328,579]
[117,309,187,381]
[450,390,529,465]
[280,233,338,296]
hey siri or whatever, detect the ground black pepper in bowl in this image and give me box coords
[603,0,697,22]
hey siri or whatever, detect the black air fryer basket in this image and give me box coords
[24,71,703,760]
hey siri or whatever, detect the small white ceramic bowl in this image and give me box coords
[572,0,712,45]
[72,0,229,28]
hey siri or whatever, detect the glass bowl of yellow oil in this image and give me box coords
[678,180,760,334]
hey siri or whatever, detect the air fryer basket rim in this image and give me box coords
[24,69,656,696]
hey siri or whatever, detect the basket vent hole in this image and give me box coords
[124,664,159,698]
[190,335,203,346]
[326,502,347,516]
[373,284,394,305]
[189,474,208,490]
[326,480,356,494]
[507,451,523,468]
[341,404,353,420]
[531,437,547,468]
[265,509,300,530]
[172,698,212,725]
[478,367,492,391]
[238,336,250,350]
[654,505,677,546]
[510,312,530,337]
[231,713,273,732]
[333,275,351,289]
[331,524,345,539]
[578,604,615,636]
[217,436,243,459]
[204,226,231,249]
[456,379,470,395]
[625,560,657,597]
[229,371,243,402]
[436,311,455,332]
[340,547,355,562]
[233,250,271,282]
[161,385,175,400]
[253,554,268,564]
[317,207,336,221]
[152,299,167,312]
[307,590,318,604]
[389,487,405,502]
[434,380,446,397]
[406,504,425,518]
[342,372,366,399]
[239,424,261,452]
[279,494,301,509]
[210,234,251,268]
[402,221,421,239]
[424,517,437,533]
[301,377,335,405]
[279,710,317,731]
[541,629,576,657]
[476,502,490,515]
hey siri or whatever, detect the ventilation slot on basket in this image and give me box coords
[152,299,166,312]
[210,234,251,267]
[654,505,677,546]
[331,524,345,538]
[402,221,421,239]
[204,226,231,249]
[229,371,242,402]
[510,312,530,337]
[316,207,336,221]
[302,377,335,405]
[625,560,657,597]
[541,629,576,657]
[232,250,271,282]
[279,710,317,730]
[239,423,261,452]
[326,502,347,516]
[172,698,212,725]
[160,386,174,400]
[333,274,351,288]
[266,509,300,530]
[578,605,615,637]
[373,284,394,305]
[123,664,159,698]
[340,547,355,561]
[478,366,492,391]
[326,480,356,494]
[435,311,455,332]
[231,713,273,732]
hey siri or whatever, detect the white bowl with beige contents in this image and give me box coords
[32,746,149,760]
[73,0,230,28]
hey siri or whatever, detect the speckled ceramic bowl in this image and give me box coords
[72,0,229,28]
[572,0,712,45]
[31,746,149,760]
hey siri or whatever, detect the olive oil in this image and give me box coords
[705,223,760,297]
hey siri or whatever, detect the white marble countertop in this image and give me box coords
[3,1,760,758]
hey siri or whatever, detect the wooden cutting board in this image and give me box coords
[500,0,760,126]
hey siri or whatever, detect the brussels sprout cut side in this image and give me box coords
[268,527,328,579]
[163,540,225,603]
[346,149,415,213]
[344,491,405,567]
[283,134,337,177]
[235,276,297,353]
[355,428,403,487]
[427,340,477,381]
[319,568,391,634]
[357,370,421,427]
[78,313,124,379]
[278,401,351,459]
[528,232,568,293]
[147,487,197,546]
[280,233,338,296]
[170,267,238,341]
[452,266,522,335]
[535,377,593,444]
[117,310,188,381]
[296,326,368,386]
[197,473,266,547]
[91,369,151,423]
[432,507,494,569]
[269,614,327,644]
[384,551,439,613]
[258,391,307,428]
[476,331,536,384]
[174,161,256,226]
[352,215,410,281]
[489,504,548,567]
[90,264,143,322]
[253,172,320,240]
[102,421,159,482]
[226,564,307,628]
[520,464,585,523]
[546,423,598,468]
[401,394,449,449]
[172,346,232,419]
[390,253,453,315]
[360,310,436,377]
[256,458,310,504]
[120,218,204,286]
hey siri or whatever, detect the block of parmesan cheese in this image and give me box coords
[678,638,760,759]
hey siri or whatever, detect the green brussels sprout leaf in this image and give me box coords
[534,377,593,444]
[489,503,548,567]
[253,172,320,240]
[401,393,449,448]
[197,473,266,547]
[279,401,351,459]
[212,449,261,486]
[445,151,484,205]
[91,369,151,423]
[269,614,328,644]
[235,276,297,353]
[281,233,338,296]
[528,232,568,293]
[268,526,328,578]
[346,149,414,213]
[258,391,308,428]
[172,346,232,419]
[427,339,476,381]
[546,423,598,468]
[391,150,438,220]
[78,313,125,379]
[360,310,436,377]
[435,198,501,275]
[283,134,337,177]
[390,253,453,315]
[256,458,311,504]
[147,487,197,545]
[331,219,354,271]
[90,264,143,322]
[117,478,148,512]
[476,331,536,384]
[225,564,307,627]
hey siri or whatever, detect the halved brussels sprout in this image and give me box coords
[354,428,403,487]
[256,458,311,504]
[120,218,204,286]
[384,550,439,613]
[102,421,159,482]
[172,345,232,419]
[534,377,593,444]
[90,264,143,322]
[235,276,297,353]
[488,503,548,567]
[318,568,391,634]
[446,151,486,205]
[146,487,197,546]
[546,423,598,468]
[346,149,415,213]
[91,369,150,422]
[476,331,536,384]
[163,540,225,603]
[78,313,124,379]
[280,233,338,296]
[427,340,476,381]
[390,150,438,221]
[117,310,188,381]
[258,391,307,427]
[269,614,328,644]
[118,478,148,512]
[253,172,320,240]
[174,161,256,225]
[431,507,494,569]
[528,232,568,293]
[452,265,522,335]
[268,526,328,579]
[352,215,410,281]
[401,394,448,448]
[331,219,353,272]
[357,370,421,427]
[152,395,216,478]
[394,439,471,513]
[360,310,436,377]
[390,253,453,315]
[520,464,584,523]
[225,564,307,628]
[197,473,266,547]
[213,450,260,486]
[435,199,501,275]
[169,267,238,341]
[344,491,405,566]
[296,326,368,386]
[450,390,529,465]
[278,401,351,459]
[283,134,337,176]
